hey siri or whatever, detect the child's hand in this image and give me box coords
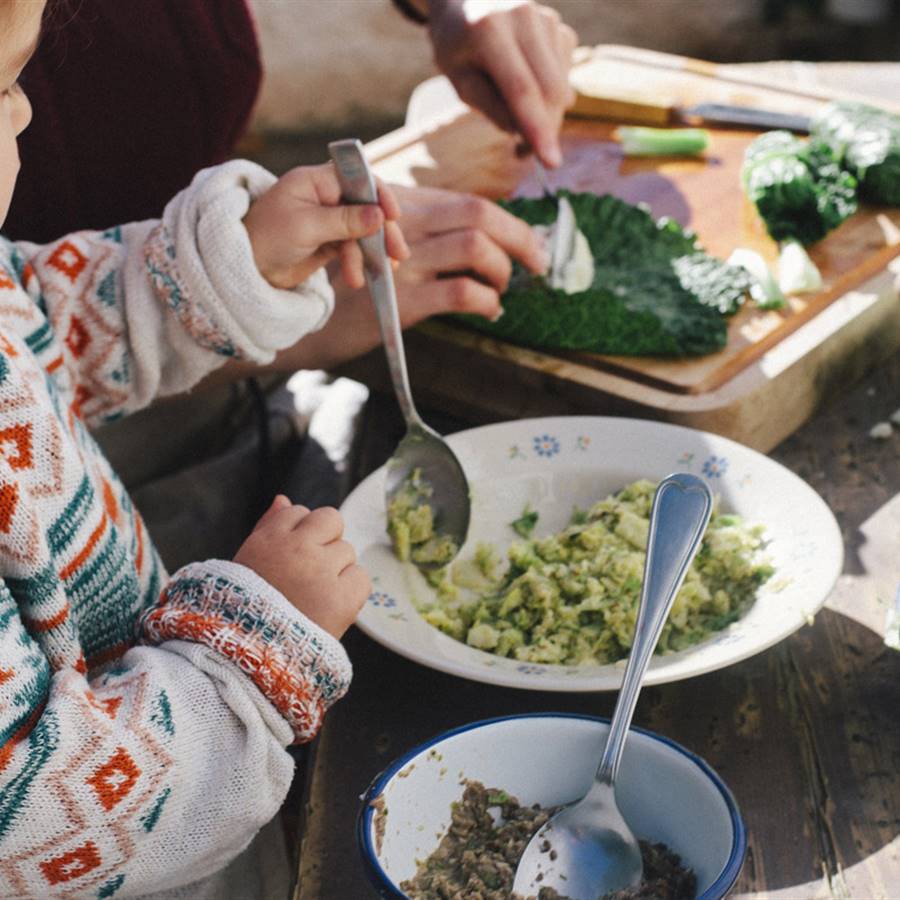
[234,495,371,639]
[243,163,409,290]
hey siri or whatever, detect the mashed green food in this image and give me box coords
[415,479,772,665]
[387,468,460,567]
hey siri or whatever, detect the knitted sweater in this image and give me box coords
[0,161,353,898]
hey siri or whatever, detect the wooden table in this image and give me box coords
[290,61,900,900]
[291,353,899,900]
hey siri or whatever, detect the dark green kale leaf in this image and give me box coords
[741,130,858,245]
[453,192,750,357]
[811,101,900,206]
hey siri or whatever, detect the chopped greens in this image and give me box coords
[812,101,900,206]
[741,130,858,245]
[454,192,753,356]
[416,479,773,666]
[510,505,539,539]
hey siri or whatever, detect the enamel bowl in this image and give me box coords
[358,713,745,899]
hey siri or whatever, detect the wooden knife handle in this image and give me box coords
[567,64,676,125]
[568,88,675,125]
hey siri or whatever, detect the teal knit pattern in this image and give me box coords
[0,161,351,898]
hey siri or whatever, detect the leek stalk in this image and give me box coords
[614,126,710,157]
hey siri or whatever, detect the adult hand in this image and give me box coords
[384,183,548,323]
[426,0,578,168]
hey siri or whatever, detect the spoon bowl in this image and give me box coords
[512,472,713,898]
[385,421,470,568]
[329,139,470,566]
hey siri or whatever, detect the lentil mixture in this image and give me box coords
[400,780,697,900]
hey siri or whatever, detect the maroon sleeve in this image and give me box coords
[5,0,262,243]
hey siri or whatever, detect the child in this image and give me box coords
[0,1,409,896]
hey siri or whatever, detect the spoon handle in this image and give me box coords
[328,139,421,428]
[596,473,713,787]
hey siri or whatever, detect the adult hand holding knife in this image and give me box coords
[395,0,580,168]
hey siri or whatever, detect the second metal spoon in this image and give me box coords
[512,472,713,899]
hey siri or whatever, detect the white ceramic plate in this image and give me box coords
[342,416,842,691]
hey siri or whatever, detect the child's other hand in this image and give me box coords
[243,163,409,290]
[234,495,371,639]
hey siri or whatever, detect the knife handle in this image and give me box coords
[568,74,675,125]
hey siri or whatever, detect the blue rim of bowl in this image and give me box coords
[357,712,746,900]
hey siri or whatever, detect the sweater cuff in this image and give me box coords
[141,560,352,742]
[144,159,334,364]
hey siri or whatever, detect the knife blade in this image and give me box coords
[681,103,811,133]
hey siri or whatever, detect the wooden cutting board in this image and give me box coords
[352,46,900,450]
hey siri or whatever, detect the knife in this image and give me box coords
[569,87,812,133]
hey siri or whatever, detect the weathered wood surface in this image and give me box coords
[292,352,900,900]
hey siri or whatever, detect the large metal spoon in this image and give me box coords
[512,473,713,899]
[328,139,470,567]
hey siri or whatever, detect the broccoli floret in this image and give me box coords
[741,130,858,245]
[812,101,900,206]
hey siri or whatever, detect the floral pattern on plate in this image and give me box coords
[344,416,843,691]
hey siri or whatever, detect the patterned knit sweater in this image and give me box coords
[0,161,354,899]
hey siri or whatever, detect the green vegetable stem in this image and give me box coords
[614,126,710,157]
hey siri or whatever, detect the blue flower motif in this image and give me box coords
[517,664,545,676]
[368,591,397,608]
[533,434,560,458]
[702,455,728,478]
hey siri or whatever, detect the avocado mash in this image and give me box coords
[412,479,773,665]
[387,467,460,568]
